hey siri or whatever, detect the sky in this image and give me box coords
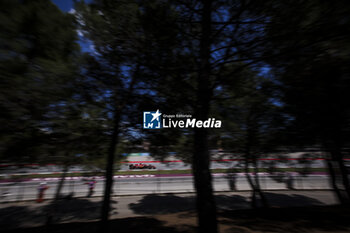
[52,0,74,12]
[51,0,93,53]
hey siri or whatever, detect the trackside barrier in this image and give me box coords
[0,174,332,203]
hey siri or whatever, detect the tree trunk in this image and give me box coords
[193,128,217,233]
[192,0,218,232]
[55,165,68,200]
[335,153,350,201]
[244,159,268,208]
[244,161,257,208]
[100,112,121,232]
[253,160,268,208]
[326,160,345,204]
[330,147,350,204]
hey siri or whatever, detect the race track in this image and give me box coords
[0,173,331,202]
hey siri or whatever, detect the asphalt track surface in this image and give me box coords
[0,173,332,202]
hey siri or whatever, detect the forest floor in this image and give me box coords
[1,190,349,233]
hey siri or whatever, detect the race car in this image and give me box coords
[129,163,156,169]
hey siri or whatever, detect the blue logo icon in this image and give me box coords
[143,110,162,129]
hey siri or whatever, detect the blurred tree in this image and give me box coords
[150,1,276,231]
[75,0,350,231]
[262,0,350,203]
[0,0,80,162]
[213,64,286,208]
[49,98,110,199]
[0,0,113,202]
[133,1,277,231]
[75,0,159,230]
